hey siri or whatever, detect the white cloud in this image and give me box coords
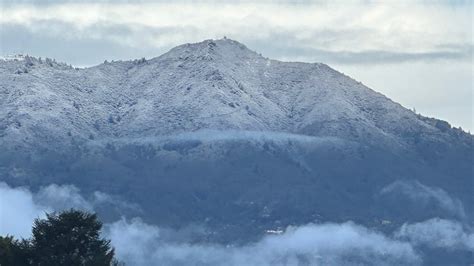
[34,183,94,211]
[105,219,421,266]
[2,181,474,265]
[105,218,162,266]
[395,218,474,250]
[0,182,50,238]
[0,182,134,238]
[380,180,466,219]
[0,1,471,59]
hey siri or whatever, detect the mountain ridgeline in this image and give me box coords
[0,39,472,263]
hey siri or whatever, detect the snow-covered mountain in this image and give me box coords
[1,39,473,264]
[1,39,469,149]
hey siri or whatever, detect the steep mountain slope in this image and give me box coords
[2,39,469,148]
[0,39,472,264]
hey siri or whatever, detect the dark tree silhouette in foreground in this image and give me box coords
[0,235,33,265]
[0,209,120,266]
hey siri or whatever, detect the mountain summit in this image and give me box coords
[0,39,472,264]
[1,38,469,150]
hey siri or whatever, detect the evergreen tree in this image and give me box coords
[0,236,33,265]
[0,209,119,265]
[30,210,116,266]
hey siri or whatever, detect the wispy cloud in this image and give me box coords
[379,180,466,220]
[0,183,50,238]
[0,182,138,238]
[1,181,473,265]
[106,218,421,266]
[0,1,471,65]
[34,184,94,211]
[395,218,474,250]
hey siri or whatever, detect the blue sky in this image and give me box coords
[0,0,472,131]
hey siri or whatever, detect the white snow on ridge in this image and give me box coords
[0,38,468,150]
[0,54,27,61]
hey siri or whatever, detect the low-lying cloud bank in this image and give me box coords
[1,182,473,266]
[0,182,50,238]
[0,182,138,238]
[105,218,420,266]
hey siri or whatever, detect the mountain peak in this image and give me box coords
[186,37,251,51]
[212,37,250,49]
[159,38,261,62]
